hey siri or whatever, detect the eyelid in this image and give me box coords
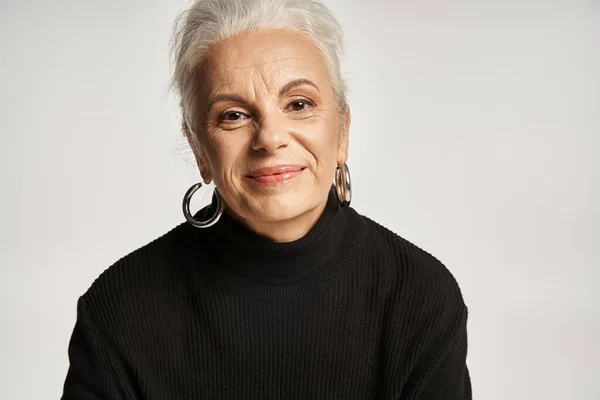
[288,94,314,102]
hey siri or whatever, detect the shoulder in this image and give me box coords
[354,214,469,392]
[356,211,467,314]
[80,221,193,314]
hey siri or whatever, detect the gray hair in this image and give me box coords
[169,0,347,142]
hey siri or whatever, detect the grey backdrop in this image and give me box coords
[1,0,598,398]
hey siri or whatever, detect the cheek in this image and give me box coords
[204,131,249,176]
[294,116,339,170]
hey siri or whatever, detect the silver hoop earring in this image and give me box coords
[334,162,352,207]
[182,182,224,228]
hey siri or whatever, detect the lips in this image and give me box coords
[246,165,306,186]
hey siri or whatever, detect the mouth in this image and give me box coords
[245,165,307,186]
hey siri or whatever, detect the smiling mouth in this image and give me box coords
[246,165,307,186]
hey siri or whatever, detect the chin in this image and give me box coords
[247,190,321,223]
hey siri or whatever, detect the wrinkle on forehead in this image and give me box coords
[209,66,322,98]
[199,29,330,96]
[208,57,319,86]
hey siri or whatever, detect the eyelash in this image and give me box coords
[217,98,315,123]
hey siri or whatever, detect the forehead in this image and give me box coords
[201,29,330,92]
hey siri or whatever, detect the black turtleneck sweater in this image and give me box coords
[62,192,471,399]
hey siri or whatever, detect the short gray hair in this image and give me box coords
[170,0,347,140]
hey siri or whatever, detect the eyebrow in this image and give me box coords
[279,78,320,96]
[207,94,247,112]
[207,79,320,112]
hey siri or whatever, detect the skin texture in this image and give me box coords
[189,29,350,242]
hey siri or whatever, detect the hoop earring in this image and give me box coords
[334,162,352,207]
[182,182,224,228]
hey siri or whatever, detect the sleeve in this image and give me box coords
[404,306,472,400]
[61,297,125,400]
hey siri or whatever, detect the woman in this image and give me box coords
[62,0,471,398]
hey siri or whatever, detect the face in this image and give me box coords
[190,29,350,225]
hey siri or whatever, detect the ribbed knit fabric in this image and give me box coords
[62,191,471,400]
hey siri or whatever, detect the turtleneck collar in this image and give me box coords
[202,189,345,284]
[179,187,367,301]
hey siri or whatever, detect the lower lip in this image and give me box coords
[246,169,305,186]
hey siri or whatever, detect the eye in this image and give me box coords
[287,99,314,112]
[220,111,248,121]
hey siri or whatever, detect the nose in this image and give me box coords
[251,112,291,154]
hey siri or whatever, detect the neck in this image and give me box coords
[225,198,328,243]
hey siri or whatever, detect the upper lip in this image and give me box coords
[247,164,306,177]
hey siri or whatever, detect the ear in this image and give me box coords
[337,106,351,164]
[186,135,213,184]
[195,154,213,185]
